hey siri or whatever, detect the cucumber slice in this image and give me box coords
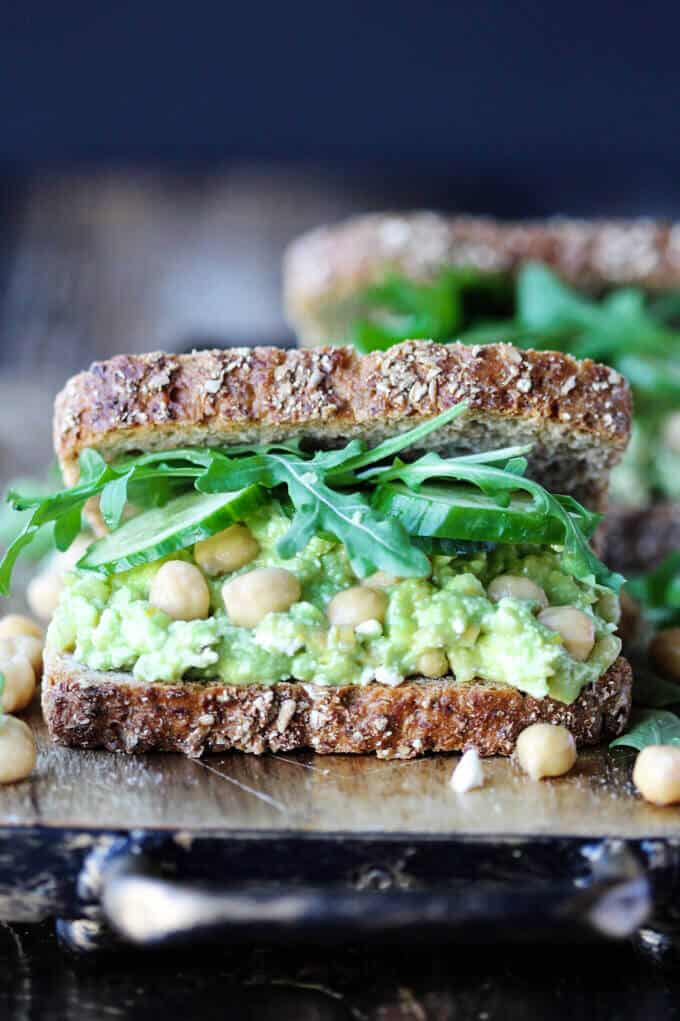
[372,483,567,546]
[78,485,265,574]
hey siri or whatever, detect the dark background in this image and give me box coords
[2,0,680,216]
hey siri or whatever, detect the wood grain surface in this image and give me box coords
[0,699,677,838]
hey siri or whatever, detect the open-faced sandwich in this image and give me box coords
[1,341,633,758]
[284,213,680,508]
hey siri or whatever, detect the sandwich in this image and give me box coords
[284,212,680,507]
[1,341,633,759]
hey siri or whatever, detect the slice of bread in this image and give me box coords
[42,652,632,760]
[284,212,680,346]
[54,341,630,514]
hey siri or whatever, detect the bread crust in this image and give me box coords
[284,212,680,338]
[42,652,632,760]
[53,341,630,513]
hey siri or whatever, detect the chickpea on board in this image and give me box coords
[633,746,680,806]
[515,723,577,780]
[0,715,37,784]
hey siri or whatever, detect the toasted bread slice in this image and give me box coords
[54,341,630,515]
[42,652,632,760]
[284,212,680,346]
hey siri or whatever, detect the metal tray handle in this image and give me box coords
[100,850,651,947]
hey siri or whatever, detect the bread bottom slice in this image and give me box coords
[42,652,632,759]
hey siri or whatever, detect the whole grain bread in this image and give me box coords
[42,652,632,760]
[284,212,680,346]
[54,341,631,514]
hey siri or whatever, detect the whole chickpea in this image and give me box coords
[0,716,37,784]
[26,568,64,621]
[649,628,680,682]
[222,568,301,628]
[149,561,211,621]
[515,723,577,780]
[0,615,43,641]
[327,586,388,628]
[194,524,260,576]
[0,636,43,675]
[416,648,450,678]
[0,649,36,713]
[488,575,548,610]
[361,571,402,589]
[633,745,680,806]
[537,606,595,662]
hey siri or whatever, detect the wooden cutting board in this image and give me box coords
[1,700,679,839]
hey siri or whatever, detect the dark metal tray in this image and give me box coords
[1,705,679,958]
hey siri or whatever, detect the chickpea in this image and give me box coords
[361,571,402,589]
[416,648,449,678]
[633,745,680,806]
[222,568,301,628]
[663,411,680,455]
[26,568,64,621]
[488,575,548,610]
[0,614,43,641]
[0,716,36,784]
[149,561,210,621]
[0,636,43,675]
[537,606,595,662]
[649,628,680,682]
[515,723,576,780]
[327,586,388,628]
[0,648,36,713]
[194,524,260,576]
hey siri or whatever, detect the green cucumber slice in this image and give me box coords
[78,485,265,574]
[372,483,567,546]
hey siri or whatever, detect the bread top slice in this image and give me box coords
[54,341,631,510]
[283,212,680,343]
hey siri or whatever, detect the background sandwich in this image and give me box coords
[2,341,632,759]
[284,213,680,509]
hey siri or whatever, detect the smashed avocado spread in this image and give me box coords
[47,502,621,703]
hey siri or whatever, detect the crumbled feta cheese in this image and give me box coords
[450,748,485,793]
[374,666,404,687]
[355,618,382,639]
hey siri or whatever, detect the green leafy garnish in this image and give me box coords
[611,709,680,751]
[0,402,617,593]
[364,451,617,589]
[627,552,680,629]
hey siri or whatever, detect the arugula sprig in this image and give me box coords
[0,400,619,593]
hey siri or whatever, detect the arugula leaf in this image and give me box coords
[363,451,618,589]
[611,709,680,750]
[326,401,470,478]
[0,402,615,594]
